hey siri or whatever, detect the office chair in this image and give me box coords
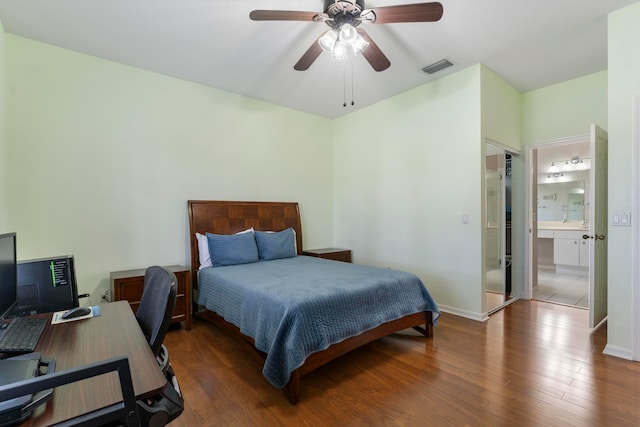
[0,356,139,427]
[135,266,184,427]
[135,266,178,359]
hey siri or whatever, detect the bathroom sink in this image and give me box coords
[538,221,589,231]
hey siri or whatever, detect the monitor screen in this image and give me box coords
[0,232,17,320]
[16,255,79,315]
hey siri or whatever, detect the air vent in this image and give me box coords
[422,59,453,74]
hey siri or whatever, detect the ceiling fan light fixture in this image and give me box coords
[319,29,339,52]
[352,33,369,55]
[251,1,444,72]
[339,23,358,45]
[332,40,348,59]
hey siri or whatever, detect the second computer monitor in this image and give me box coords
[16,255,79,315]
[0,232,17,321]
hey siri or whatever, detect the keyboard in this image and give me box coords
[0,317,47,354]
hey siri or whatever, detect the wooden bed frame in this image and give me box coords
[187,200,435,404]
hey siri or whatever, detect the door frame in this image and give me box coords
[484,137,520,315]
[524,134,589,301]
[633,96,640,361]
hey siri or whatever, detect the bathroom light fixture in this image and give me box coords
[548,156,590,172]
[576,159,587,170]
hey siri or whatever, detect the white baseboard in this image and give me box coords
[438,304,486,322]
[603,344,634,361]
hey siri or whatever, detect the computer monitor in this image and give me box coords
[0,233,17,321]
[16,255,79,315]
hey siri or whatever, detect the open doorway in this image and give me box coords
[528,125,608,328]
[532,141,590,308]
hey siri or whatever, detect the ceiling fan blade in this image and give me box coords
[294,37,324,71]
[249,10,319,21]
[369,2,443,24]
[357,29,391,72]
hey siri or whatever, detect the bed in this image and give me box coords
[187,200,439,404]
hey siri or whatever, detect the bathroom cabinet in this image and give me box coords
[552,230,589,267]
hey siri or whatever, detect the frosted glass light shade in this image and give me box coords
[332,40,347,59]
[319,29,339,52]
[339,24,357,45]
[352,33,369,55]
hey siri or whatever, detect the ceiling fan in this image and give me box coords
[249,1,443,72]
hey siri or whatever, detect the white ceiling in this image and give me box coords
[0,0,635,119]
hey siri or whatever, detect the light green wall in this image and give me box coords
[0,20,7,232]
[5,35,334,302]
[333,65,485,318]
[481,65,522,151]
[607,2,640,358]
[521,71,608,144]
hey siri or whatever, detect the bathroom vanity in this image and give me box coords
[538,222,590,270]
[537,174,590,271]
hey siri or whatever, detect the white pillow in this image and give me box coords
[196,228,254,270]
[195,233,211,269]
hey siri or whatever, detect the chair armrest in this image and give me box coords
[0,356,140,427]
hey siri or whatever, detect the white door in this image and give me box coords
[530,149,538,294]
[588,124,608,328]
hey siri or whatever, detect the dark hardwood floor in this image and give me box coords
[165,300,640,426]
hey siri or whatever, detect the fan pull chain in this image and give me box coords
[351,58,355,106]
[343,60,347,107]
[342,57,355,107]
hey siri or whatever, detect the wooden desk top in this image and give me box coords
[24,301,166,426]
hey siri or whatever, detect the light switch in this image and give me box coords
[621,211,631,226]
[462,213,469,224]
[612,211,632,226]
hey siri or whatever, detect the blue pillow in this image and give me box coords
[206,231,259,267]
[255,228,297,261]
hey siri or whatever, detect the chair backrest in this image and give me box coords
[0,356,139,427]
[135,266,178,358]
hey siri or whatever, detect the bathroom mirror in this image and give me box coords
[537,179,585,222]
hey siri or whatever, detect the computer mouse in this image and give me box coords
[61,306,92,319]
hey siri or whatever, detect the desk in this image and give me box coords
[23,301,166,426]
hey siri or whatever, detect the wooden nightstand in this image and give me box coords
[302,248,352,263]
[110,265,191,330]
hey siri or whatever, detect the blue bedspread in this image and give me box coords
[197,256,439,388]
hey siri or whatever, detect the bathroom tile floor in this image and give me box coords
[533,268,589,308]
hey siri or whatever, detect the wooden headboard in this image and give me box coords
[187,200,303,289]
